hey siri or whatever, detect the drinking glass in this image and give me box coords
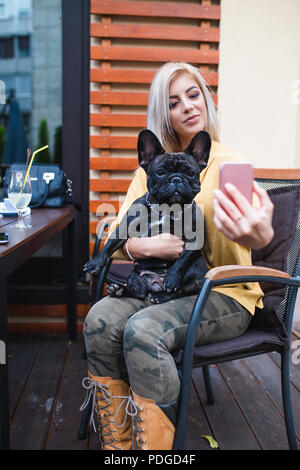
[7,170,32,228]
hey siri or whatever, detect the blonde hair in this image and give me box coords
[147,62,220,152]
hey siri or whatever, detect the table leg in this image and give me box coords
[67,218,77,340]
[0,280,9,450]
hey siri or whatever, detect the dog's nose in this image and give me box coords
[170,176,182,184]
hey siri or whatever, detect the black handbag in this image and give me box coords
[4,163,81,210]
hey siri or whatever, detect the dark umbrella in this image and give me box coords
[2,92,28,164]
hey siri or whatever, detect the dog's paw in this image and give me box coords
[163,272,181,293]
[148,293,160,304]
[83,253,107,274]
[107,283,124,297]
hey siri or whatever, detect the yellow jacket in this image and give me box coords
[106,140,264,315]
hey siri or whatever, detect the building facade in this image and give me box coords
[0,0,32,132]
[0,0,62,157]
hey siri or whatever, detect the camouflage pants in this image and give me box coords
[83,291,251,404]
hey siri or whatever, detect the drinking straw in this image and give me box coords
[25,148,31,174]
[20,145,49,194]
[24,145,49,184]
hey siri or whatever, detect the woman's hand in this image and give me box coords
[122,233,185,261]
[213,181,274,249]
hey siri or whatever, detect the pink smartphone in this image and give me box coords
[219,161,254,204]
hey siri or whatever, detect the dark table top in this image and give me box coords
[0,205,76,275]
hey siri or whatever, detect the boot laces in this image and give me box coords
[80,376,112,433]
[80,377,136,450]
[133,403,147,449]
[112,392,146,450]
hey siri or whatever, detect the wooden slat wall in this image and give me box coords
[89,0,221,252]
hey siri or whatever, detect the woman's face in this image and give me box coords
[169,72,207,150]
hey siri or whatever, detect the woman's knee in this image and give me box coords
[84,296,146,345]
[123,309,163,352]
[83,298,122,347]
[83,301,107,337]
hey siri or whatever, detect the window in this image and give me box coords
[0,38,14,59]
[19,8,30,17]
[18,36,30,57]
[16,74,31,96]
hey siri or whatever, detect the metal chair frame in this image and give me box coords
[78,169,300,450]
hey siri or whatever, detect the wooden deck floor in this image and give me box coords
[7,331,300,451]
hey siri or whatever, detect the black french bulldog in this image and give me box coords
[84,129,210,304]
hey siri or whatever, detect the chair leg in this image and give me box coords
[82,341,87,359]
[202,366,215,405]
[77,395,92,440]
[281,351,298,450]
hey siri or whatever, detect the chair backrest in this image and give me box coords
[254,168,300,329]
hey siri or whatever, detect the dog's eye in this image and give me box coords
[156,169,165,176]
[188,171,195,177]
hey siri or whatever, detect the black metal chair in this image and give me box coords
[79,169,300,449]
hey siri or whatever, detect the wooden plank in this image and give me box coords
[90,220,98,233]
[10,336,69,449]
[91,90,217,107]
[8,335,42,418]
[219,360,289,449]
[245,354,300,440]
[212,94,218,106]
[8,304,89,318]
[88,426,100,450]
[90,45,219,64]
[90,68,218,86]
[200,71,219,87]
[91,0,221,20]
[90,156,138,170]
[184,378,215,450]
[45,338,88,450]
[90,113,146,128]
[90,135,137,149]
[270,335,300,391]
[90,219,117,234]
[90,90,148,106]
[90,178,131,192]
[91,23,220,42]
[90,199,121,213]
[91,68,155,84]
[8,322,84,335]
[192,366,260,450]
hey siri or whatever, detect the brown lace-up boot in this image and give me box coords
[81,373,133,450]
[131,390,176,450]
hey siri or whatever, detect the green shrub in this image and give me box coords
[53,125,62,164]
[37,118,51,163]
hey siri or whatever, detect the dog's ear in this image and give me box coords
[138,129,165,171]
[184,131,211,167]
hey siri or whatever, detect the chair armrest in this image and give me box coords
[96,216,116,242]
[203,265,299,335]
[205,265,290,281]
[93,216,116,258]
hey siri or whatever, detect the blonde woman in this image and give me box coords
[82,62,274,450]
